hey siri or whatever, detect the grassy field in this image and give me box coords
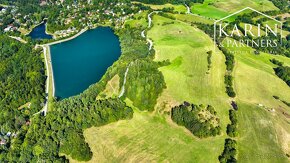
[148,15,229,123]
[190,0,278,20]
[237,102,289,162]
[69,4,289,162]
[191,3,232,20]
[80,105,225,163]
[97,74,120,99]
[133,2,187,13]
[263,20,290,37]
[71,14,231,162]
[125,10,148,29]
[205,0,277,12]
[223,38,290,162]
[171,13,214,24]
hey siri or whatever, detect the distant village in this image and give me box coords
[0,0,139,39]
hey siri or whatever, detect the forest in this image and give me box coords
[0,35,46,156]
[171,102,221,138]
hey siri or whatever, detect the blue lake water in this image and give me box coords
[28,21,53,39]
[50,27,121,99]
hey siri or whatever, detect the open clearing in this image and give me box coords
[190,0,278,20]
[147,15,230,128]
[75,14,230,162]
[71,4,289,162]
[80,108,224,163]
[224,38,290,162]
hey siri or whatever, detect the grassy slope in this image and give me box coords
[224,38,290,162]
[81,105,224,163]
[171,13,214,24]
[148,15,229,124]
[134,2,187,13]
[191,0,278,20]
[73,2,287,162]
[78,14,230,162]
[125,11,148,29]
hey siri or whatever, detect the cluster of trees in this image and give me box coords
[270,58,284,66]
[226,109,238,137]
[115,26,168,112]
[219,47,236,97]
[0,35,46,153]
[220,101,239,162]
[274,66,290,86]
[268,0,289,10]
[124,58,167,111]
[207,50,212,71]
[171,102,221,138]
[218,138,237,163]
[270,58,290,87]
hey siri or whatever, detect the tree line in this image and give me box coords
[219,101,239,162]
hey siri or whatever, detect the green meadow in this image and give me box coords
[224,38,290,162]
[190,0,278,21]
[72,3,289,163]
[81,106,225,162]
[79,14,231,162]
[205,0,278,12]
[125,10,149,29]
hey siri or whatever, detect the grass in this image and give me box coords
[97,74,120,99]
[125,11,148,29]
[191,3,233,20]
[237,102,289,162]
[223,38,290,162]
[69,7,289,162]
[190,0,278,21]
[171,13,214,24]
[148,15,229,126]
[69,14,230,162]
[80,106,225,163]
[207,0,278,12]
[240,23,266,37]
[134,2,187,13]
[263,20,290,37]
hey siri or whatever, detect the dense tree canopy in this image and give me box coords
[171,102,221,138]
[0,35,46,155]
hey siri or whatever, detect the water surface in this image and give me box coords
[28,21,53,39]
[50,27,121,99]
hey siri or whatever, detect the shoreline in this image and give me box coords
[44,27,88,46]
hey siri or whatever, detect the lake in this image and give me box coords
[50,27,121,99]
[28,21,53,39]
